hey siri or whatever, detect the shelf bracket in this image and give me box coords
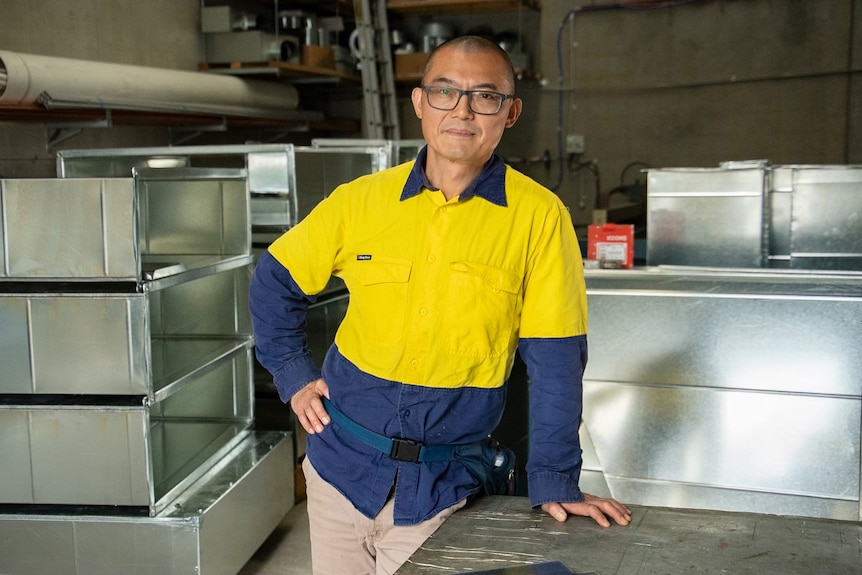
[169,117,229,145]
[45,110,113,149]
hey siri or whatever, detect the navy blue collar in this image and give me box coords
[401,146,508,207]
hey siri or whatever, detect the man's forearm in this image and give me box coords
[249,250,322,402]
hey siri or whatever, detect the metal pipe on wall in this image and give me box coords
[0,50,299,118]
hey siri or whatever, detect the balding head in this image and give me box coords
[422,35,516,94]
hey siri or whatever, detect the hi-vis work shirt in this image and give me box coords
[249,149,589,525]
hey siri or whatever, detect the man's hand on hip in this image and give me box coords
[290,378,331,434]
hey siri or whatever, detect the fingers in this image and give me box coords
[583,493,632,525]
[290,379,331,434]
[541,502,568,523]
[542,496,633,528]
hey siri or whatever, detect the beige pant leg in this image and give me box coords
[303,457,466,575]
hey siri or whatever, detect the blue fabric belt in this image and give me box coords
[322,397,461,463]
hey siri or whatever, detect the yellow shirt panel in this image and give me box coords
[267,162,587,389]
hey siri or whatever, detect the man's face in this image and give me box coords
[411,46,522,169]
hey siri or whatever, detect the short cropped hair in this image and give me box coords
[422,35,516,93]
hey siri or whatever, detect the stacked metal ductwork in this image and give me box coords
[0,169,294,575]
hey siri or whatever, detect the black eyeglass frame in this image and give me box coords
[420,85,516,115]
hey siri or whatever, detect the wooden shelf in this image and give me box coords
[198,60,361,84]
[386,0,540,15]
[0,103,359,135]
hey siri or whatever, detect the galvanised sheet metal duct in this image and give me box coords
[0,50,299,117]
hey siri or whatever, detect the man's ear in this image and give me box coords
[411,87,424,119]
[505,97,523,128]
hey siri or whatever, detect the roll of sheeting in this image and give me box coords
[0,50,299,117]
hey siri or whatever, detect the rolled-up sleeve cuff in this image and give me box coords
[528,471,585,508]
[272,354,323,403]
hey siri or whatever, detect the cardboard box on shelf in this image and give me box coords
[302,44,335,69]
[395,52,430,81]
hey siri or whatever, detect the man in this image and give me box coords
[249,35,631,575]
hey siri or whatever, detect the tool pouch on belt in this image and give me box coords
[455,437,517,496]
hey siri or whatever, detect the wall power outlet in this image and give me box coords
[566,134,585,154]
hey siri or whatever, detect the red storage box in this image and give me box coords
[587,223,634,268]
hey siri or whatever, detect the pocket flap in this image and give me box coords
[450,261,520,294]
[357,257,412,286]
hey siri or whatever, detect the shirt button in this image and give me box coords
[402,409,411,417]
[427,255,436,262]
[419,308,428,316]
[411,359,419,368]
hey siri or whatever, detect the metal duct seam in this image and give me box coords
[0,50,300,118]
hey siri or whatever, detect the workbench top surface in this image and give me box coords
[396,496,862,575]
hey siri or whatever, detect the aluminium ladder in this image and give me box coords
[352,0,400,140]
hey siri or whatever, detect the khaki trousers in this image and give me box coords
[303,457,466,575]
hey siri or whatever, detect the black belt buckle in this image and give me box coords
[390,437,422,462]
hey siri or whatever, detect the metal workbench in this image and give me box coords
[396,496,862,575]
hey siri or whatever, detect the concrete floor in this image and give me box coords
[238,498,312,575]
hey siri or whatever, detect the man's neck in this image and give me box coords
[424,156,488,201]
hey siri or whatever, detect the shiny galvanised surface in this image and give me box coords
[646,166,768,268]
[785,165,862,270]
[0,178,139,279]
[0,430,294,575]
[57,143,390,232]
[581,267,862,521]
[647,163,862,271]
[0,170,257,515]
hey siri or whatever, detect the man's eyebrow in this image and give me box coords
[427,76,502,91]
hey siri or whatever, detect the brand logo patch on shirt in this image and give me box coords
[356,254,372,261]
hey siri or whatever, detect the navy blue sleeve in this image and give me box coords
[518,335,587,507]
[248,250,323,403]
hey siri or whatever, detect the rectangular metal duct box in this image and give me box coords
[582,268,862,522]
[311,137,425,167]
[0,178,139,279]
[57,143,388,234]
[646,166,768,267]
[784,165,862,270]
[0,430,294,575]
[0,170,249,281]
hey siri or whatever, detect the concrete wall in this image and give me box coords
[1,0,861,228]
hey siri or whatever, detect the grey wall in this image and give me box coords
[2,0,861,228]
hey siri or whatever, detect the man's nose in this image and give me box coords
[452,93,473,117]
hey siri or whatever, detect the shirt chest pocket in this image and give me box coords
[352,257,412,345]
[443,261,522,359]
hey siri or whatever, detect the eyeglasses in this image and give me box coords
[421,85,515,115]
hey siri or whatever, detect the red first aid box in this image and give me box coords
[587,223,635,268]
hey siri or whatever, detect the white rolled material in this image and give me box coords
[0,50,299,117]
